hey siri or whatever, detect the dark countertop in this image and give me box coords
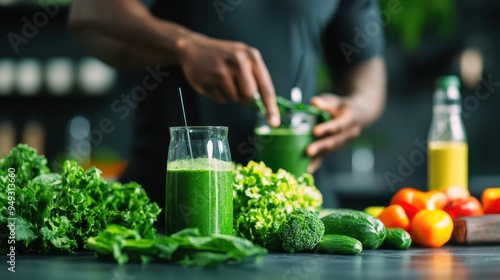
[2,245,500,280]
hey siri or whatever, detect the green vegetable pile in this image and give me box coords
[87,224,267,268]
[233,161,323,248]
[0,144,160,254]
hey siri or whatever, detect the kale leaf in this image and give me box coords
[0,144,160,254]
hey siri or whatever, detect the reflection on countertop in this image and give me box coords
[3,245,500,280]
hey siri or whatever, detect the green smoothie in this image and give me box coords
[166,158,233,236]
[255,128,314,177]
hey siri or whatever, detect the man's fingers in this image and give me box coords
[310,94,344,114]
[249,48,280,127]
[314,120,343,138]
[211,64,238,102]
[313,110,355,137]
[307,156,324,174]
[307,136,340,157]
[211,87,227,104]
[306,127,355,157]
[234,62,257,104]
[220,75,239,103]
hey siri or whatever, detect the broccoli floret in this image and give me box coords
[279,208,324,253]
[266,208,324,253]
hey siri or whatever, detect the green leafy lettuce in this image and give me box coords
[87,224,267,267]
[0,144,160,254]
[233,161,323,247]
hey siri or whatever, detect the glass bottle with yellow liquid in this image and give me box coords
[427,76,468,191]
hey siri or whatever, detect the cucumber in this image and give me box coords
[381,228,412,250]
[314,234,362,255]
[320,208,386,249]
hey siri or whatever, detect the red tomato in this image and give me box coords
[397,201,420,221]
[484,197,500,214]
[390,187,421,205]
[377,204,410,232]
[390,188,427,220]
[443,197,484,220]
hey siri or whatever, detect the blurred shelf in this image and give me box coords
[0,1,71,9]
[323,172,392,195]
[320,172,391,209]
[0,94,116,114]
[0,92,113,99]
[0,94,113,100]
[0,2,70,25]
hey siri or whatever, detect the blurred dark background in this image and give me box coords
[0,0,499,208]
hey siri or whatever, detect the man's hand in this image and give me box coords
[306,94,363,173]
[176,34,280,127]
[305,57,386,173]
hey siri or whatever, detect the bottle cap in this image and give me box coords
[434,75,461,106]
[436,75,460,90]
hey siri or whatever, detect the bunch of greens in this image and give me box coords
[233,161,323,248]
[0,144,160,254]
[87,224,267,268]
[252,95,331,123]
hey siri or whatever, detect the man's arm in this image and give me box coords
[68,0,280,126]
[329,56,386,127]
[68,0,193,68]
[305,0,386,172]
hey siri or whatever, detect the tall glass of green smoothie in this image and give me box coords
[255,111,316,177]
[166,126,233,236]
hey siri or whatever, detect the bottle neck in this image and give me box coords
[433,104,461,115]
[429,92,466,142]
[433,86,461,106]
[432,86,463,123]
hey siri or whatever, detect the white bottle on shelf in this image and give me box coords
[16,58,43,96]
[46,57,74,96]
[78,57,116,95]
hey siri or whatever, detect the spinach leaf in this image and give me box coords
[86,225,267,268]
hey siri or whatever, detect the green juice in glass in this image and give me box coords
[166,158,233,236]
[255,128,313,177]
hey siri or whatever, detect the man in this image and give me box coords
[69,0,386,216]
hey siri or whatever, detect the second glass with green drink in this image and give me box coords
[255,111,316,177]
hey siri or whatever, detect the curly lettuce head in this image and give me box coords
[233,161,323,246]
[0,144,160,255]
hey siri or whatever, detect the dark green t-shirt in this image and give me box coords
[121,0,384,210]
